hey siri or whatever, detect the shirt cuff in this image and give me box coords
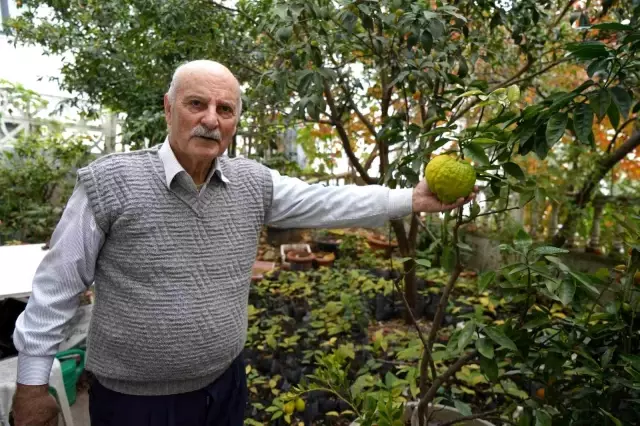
[17,353,55,385]
[388,188,414,219]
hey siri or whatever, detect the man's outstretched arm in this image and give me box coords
[265,169,477,229]
[11,182,104,426]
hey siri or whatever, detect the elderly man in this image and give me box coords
[11,60,476,426]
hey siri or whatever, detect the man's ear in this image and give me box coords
[163,94,172,126]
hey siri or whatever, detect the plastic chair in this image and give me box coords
[55,349,85,406]
[0,356,74,426]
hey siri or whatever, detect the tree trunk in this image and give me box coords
[611,223,625,256]
[230,134,237,157]
[587,198,605,252]
[529,199,539,239]
[553,131,640,247]
[391,218,419,322]
[548,200,560,240]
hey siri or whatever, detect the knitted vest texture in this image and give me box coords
[76,146,273,395]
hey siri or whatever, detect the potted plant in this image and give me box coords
[314,251,336,268]
[286,250,315,271]
[313,229,344,255]
[366,233,398,258]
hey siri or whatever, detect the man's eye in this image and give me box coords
[190,100,202,107]
[220,105,233,113]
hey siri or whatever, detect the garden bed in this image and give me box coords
[242,263,528,425]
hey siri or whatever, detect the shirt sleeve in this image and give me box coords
[13,182,105,385]
[265,168,414,229]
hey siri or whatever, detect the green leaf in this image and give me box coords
[484,326,518,351]
[559,279,576,306]
[478,271,496,293]
[464,143,490,166]
[425,138,450,154]
[416,258,431,268]
[274,4,289,19]
[458,320,476,350]
[523,314,551,329]
[453,400,472,417]
[601,346,615,368]
[514,229,532,250]
[621,354,640,372]
[535,409,552,426]
[532,246,570,256]
[587,58,609,78]
[518,409,533,426]
[460,90,485,97]
[442,246,455,272]
[569,271,600,297]
[476,338,495,359]
[566,41,609,60]
[275,26,293,42]
[472,137,502,145]
[600,409,623,426]
[545,112,568,146]
[591,23,633,31]
[607,100,620,129]
[470,202,481,218]
[573,103,593,144]
[429,19,445,39]
[503,162,525,181]
[589,89,612,121]
[610,86,632,118]
[480,355,499,382]
[420,30,433,54]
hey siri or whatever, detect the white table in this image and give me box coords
[0,243,49,300]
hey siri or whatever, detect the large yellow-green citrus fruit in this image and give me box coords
[425,155,476,204]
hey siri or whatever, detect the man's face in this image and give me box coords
[164,69,239,161]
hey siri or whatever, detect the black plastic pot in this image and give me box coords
[313,238,341,254]
[375,293,396,321]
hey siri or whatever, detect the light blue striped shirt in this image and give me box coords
[12,139,414,385]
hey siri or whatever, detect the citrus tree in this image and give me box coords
[232,0,640,316]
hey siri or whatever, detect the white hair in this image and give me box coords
[166,60,243,117]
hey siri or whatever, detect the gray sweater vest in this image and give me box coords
[76,146,273,395]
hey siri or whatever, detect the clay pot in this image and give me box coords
[366,234,398,258]
[314,251,336,268]
[286,250,315,271]
[251,260,276,282]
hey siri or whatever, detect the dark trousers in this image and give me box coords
[89,355,247,426]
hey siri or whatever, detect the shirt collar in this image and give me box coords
[157,137,230,188]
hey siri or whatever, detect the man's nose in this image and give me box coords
[201,105,219,129]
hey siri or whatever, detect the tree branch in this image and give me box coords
[439,410,498,426]
[578,130,640,206]
[451,55,534,123]
[304,117,335,126]
[211,1,239,13]
[495,53,535,89]
[553,130,640,246]
[348,96,378,139]
[507,57,570,87]
[323,80,375,184]
[364,146,379,170]
[390,271,438,385]
[553,0,579,27]
[416,350,478,422]
[408,214,420,252]
[606,115,638,154]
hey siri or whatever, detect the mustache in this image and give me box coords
[191,125,221,141]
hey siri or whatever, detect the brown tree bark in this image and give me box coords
[553,131,640,247]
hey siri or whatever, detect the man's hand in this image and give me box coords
[11,384,59,426]
[412,180,479,213]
